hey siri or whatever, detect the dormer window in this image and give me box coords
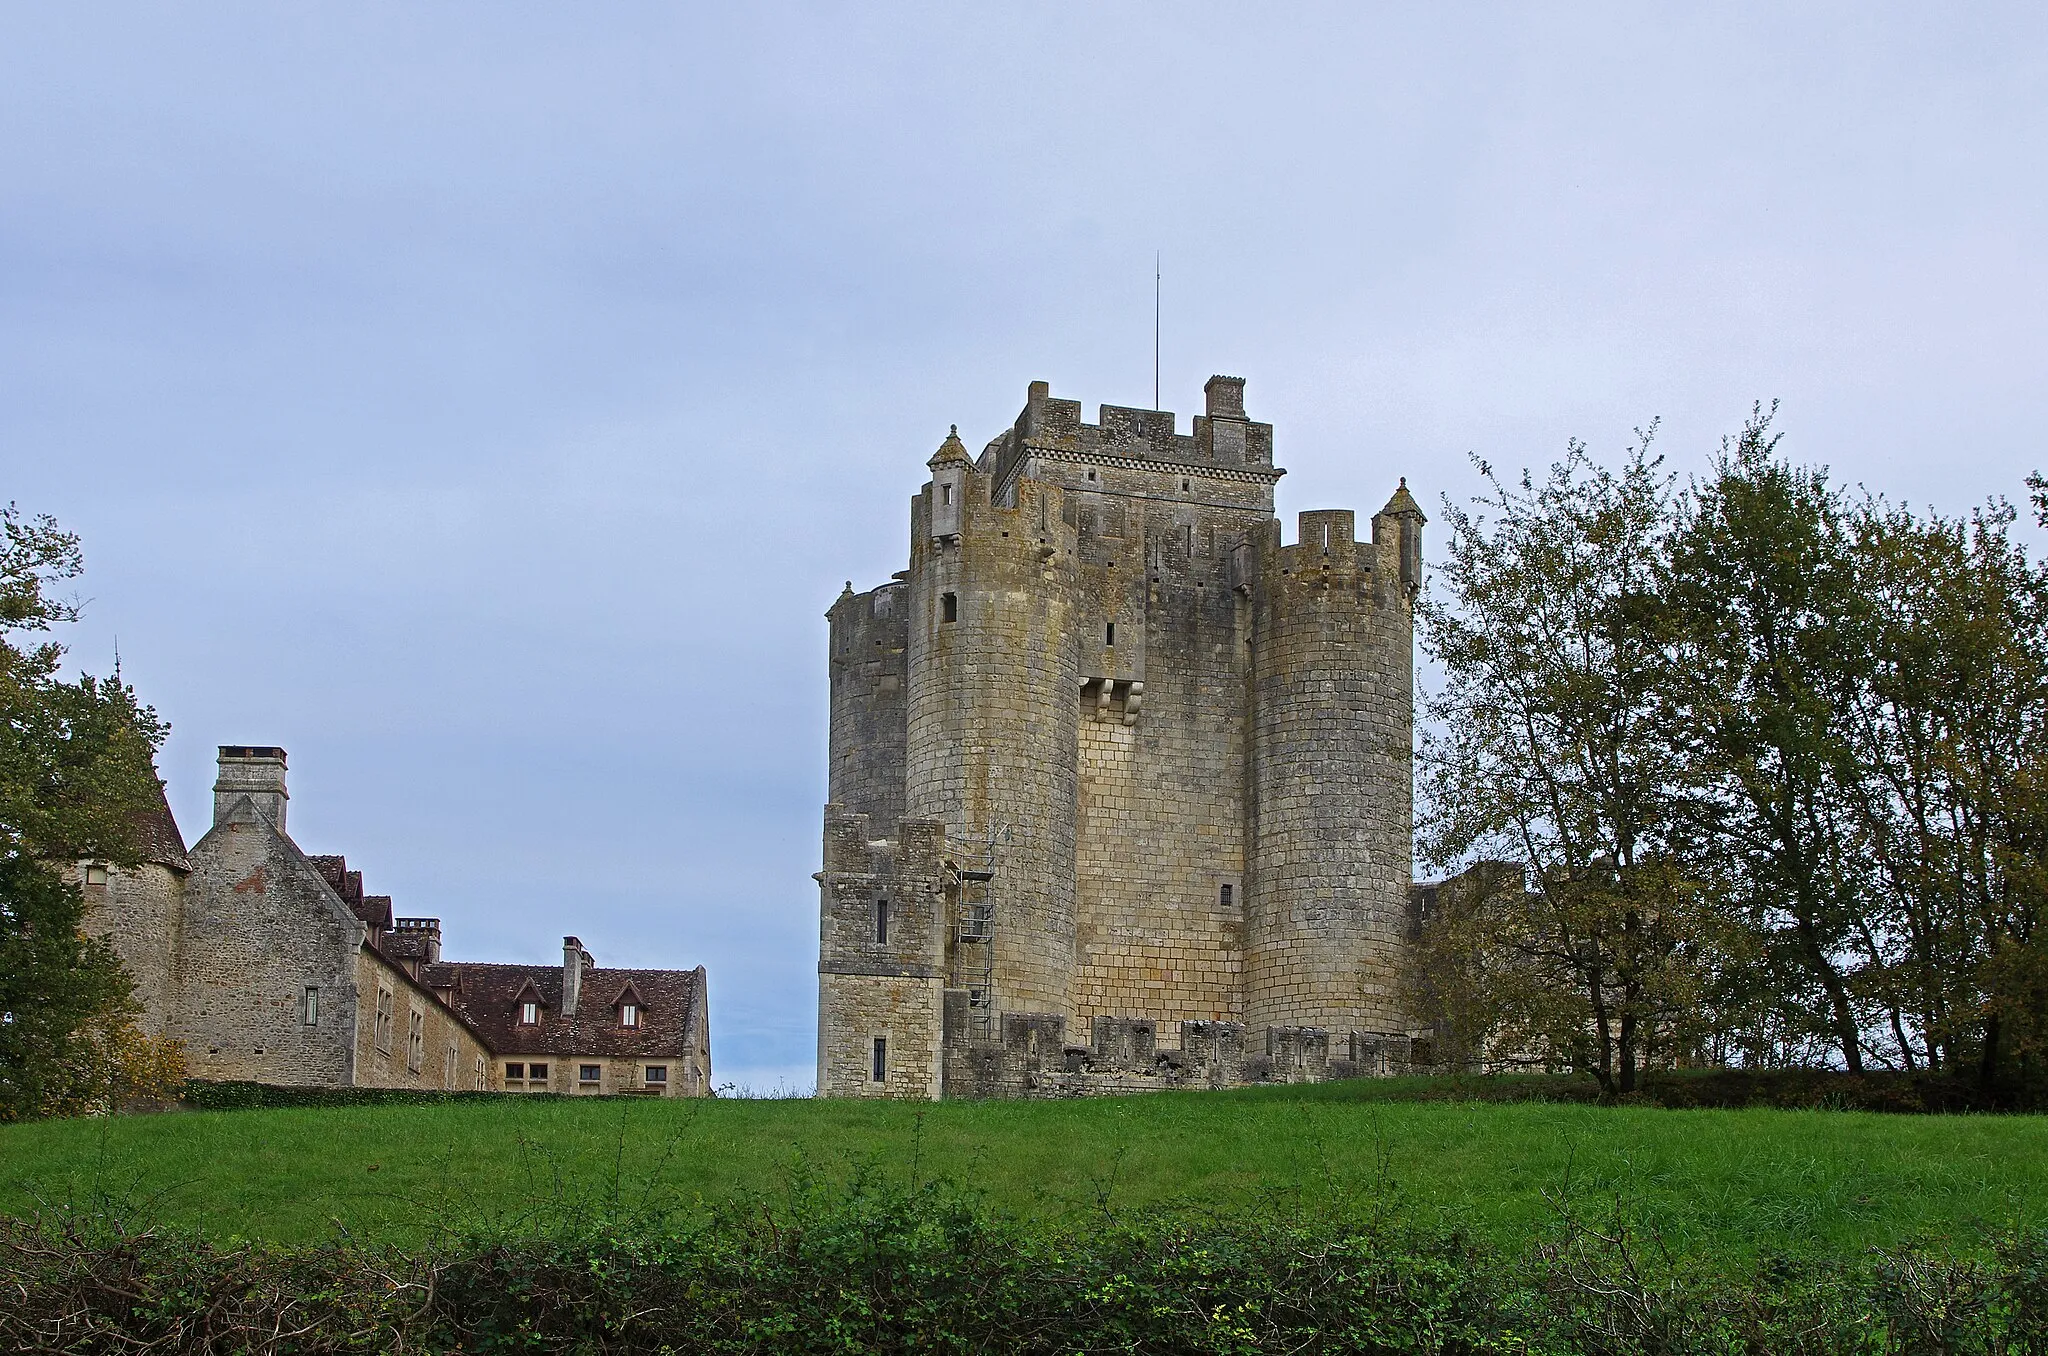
[519,1001,539,1025]
[621,1002,638,1028]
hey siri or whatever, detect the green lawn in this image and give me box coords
[3,1080,2042,1260]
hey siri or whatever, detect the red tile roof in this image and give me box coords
[422,960,704,1059]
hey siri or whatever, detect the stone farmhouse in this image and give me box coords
[819,375,1426,1099]
[74,745,711,1097]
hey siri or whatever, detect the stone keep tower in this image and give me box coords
[818,376,1425,1098]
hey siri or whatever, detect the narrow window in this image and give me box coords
[579,1064,602,1085]
[645,1064,668,1085]
[941,592,958,623]
[940,482,952,506]
[302,986,320,1026]
[875,897,889,944]
[520,1001,539,1025]
[1106,621,1115,647]
[1181,478,1190,492]
[475,1054,487,1090]
[871,1036,887,1083]
[1220,884,1233,909]
[620,1002,638,1028]
[1086,469,1097,482]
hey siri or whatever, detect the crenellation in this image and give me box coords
[821,375,1421,1098]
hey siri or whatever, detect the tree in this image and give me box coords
[1843,495,2048,1086]
[0,504,174,1120]
[1662,407,1875,1072]
[1417,432,1718,1094]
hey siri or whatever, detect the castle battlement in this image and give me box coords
[819,375,1421,1099]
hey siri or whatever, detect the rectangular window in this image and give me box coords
[528,1062,548,1082]
[1220,883,1233,909]
[875,898,889,944]
[940,482,952,506]
[407,1011,425,1073]
[621,1003,638,1027]
[506,1062,524,1080]
[83,863,109,887]
[1106,621,1115,646]
[475,1055,487,1090]
[443,1043,457,1090]
[374,988,394,1055]
[940,592,957,623]
[579,1064,602,1085]
[871,1036,887,1083]
[520,1001,538,1025]
[644,1065,668,1084]
[301,986,319,1026]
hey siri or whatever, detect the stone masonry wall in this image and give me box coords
[824,377,1421,1098]
[906,449,1082,1017]
[816,811,948,1098]
[1244,506,1419,1036]
[75,862,185,1037]
[175,799,368,1087]
[351,948,491,1090]
[827,579,909,828]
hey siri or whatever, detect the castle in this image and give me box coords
[818,376,1425,1098]
[76,746,712,1097]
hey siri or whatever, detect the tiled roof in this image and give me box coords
[422,960,703,1058]
[136,783,190,872]
[306,855,392,930]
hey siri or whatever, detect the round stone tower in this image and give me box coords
[903,428,1083,1016]
[1244,490,1424,1039]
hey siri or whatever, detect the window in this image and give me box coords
[620,1002,638,1028]
[83,863,109,887]
[644,1064,668,1085]
[874,897,889,944]
[407,1010,425,1073]
[374,988,394,1055]
[475,1054,487,1090]
[528,1062,549,1085]
[301,986,319,1026]
[1181,478,1190,492]
[871,1036,887,1083]
[1219,884,1233,909]
[1086,469,1097,482]
[940,592,957,623]
[519,1001,539,1025]
[1106,621,1116,646]
[940,482,952,506]
[443,1043,458,1090]
[578,1064,602,1085]
[506,1062,524,1080]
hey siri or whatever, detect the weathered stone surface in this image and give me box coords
[819,377,1424,1099]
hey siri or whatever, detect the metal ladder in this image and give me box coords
[950,834,998,1042]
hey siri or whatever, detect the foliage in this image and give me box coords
[0,1169,2041,1354]
[0,503,170,1122]
[1418,420,2048,1093]
[1417,432,1718,1094]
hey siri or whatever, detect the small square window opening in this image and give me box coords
[645,1064,668,1084]
[83,863,109,887]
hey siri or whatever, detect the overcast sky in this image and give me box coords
[6,6,2044,1090]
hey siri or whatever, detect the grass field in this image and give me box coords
[4,1079,2043,1261]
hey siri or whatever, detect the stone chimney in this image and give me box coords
[214,746,288,830]
[562,936,590,1014]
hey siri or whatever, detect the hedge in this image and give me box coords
[3,1177,2043,1354]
